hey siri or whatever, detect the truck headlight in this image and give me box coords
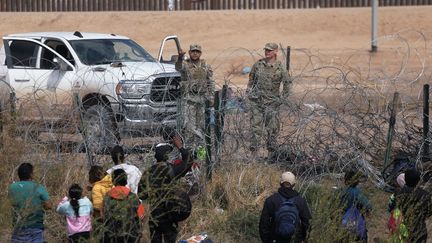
[116,82,151,99]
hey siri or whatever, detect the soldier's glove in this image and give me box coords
[178,50,186,60]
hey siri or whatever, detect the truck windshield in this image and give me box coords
[69,39,155,65]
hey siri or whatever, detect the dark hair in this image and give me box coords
[344,169,360,187]
[154,144,173,162]
[89,165,105,184]
[404,169,421,187]
[110,145,125,165]
[18,163,33,180]
[69,184,83,217]
[112,169,127,186]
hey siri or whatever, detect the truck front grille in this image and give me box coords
[150,76,181,103]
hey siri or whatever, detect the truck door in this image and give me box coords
[3,37,76,125]
[157,35,181,64]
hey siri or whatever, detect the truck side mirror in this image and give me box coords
[170,55,178,62]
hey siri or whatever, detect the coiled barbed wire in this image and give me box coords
[1,29,431,191]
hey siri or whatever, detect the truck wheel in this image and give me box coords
[82,104,119,154]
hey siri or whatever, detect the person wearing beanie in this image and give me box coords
[259,171,312,243]
[340,169,372,242]
[138,133,193,243]
[394,169,432,243]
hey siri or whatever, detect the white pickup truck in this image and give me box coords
[0,31,182,152]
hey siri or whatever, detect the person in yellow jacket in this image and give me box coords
[88,165,113,217]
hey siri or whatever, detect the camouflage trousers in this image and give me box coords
[178,96,206,147]
[249,103,280,153]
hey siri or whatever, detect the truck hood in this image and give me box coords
[90,61,178,80]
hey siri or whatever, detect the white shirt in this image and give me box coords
[107,163,142,194]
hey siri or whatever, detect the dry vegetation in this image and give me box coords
[0,133,398,242]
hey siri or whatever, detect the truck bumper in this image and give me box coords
[112,101,178,132]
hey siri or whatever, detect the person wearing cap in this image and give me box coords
[393,169,432,243]
[175,44,215,147]
[259,171,312,243]
[138,134,193,243]
[247,42,291,160]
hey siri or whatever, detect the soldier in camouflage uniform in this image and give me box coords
[247,43,290,158]
[175,44,214,147]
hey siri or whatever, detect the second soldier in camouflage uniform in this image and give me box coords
[175,44,215,147]
[247,43,290,158]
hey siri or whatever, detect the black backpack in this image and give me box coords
[274,194,299,239]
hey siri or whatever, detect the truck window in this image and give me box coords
[8,40,39,68]
[44,40,75,66]
[69,39,155,65]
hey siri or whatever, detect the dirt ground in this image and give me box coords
[1,6,432,87]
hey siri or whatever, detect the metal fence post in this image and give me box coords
[382,92,399,173]
[423,84,430,161]
[214,90,221,157]
[214,84,228,165]
[371,0,378,52]
[9,91,16,119]
[205,99,212,180]
[286,46,291,73]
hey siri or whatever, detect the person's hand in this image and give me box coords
[178,49,186,60]
[172,134,183,149]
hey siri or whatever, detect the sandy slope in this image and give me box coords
[1,7,431,53]
[0,7,431,86]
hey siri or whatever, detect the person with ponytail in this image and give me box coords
[57,184,93,242]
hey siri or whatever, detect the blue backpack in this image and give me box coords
[341,205,367,240]
[274,193,299,239]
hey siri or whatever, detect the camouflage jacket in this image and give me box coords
[247,59,290,104]
[175,59,215,99]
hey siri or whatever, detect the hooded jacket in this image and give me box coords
[259,186,312,243]
[138,147,192,227]
[102,186,144,241]
[91,174,113,212]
